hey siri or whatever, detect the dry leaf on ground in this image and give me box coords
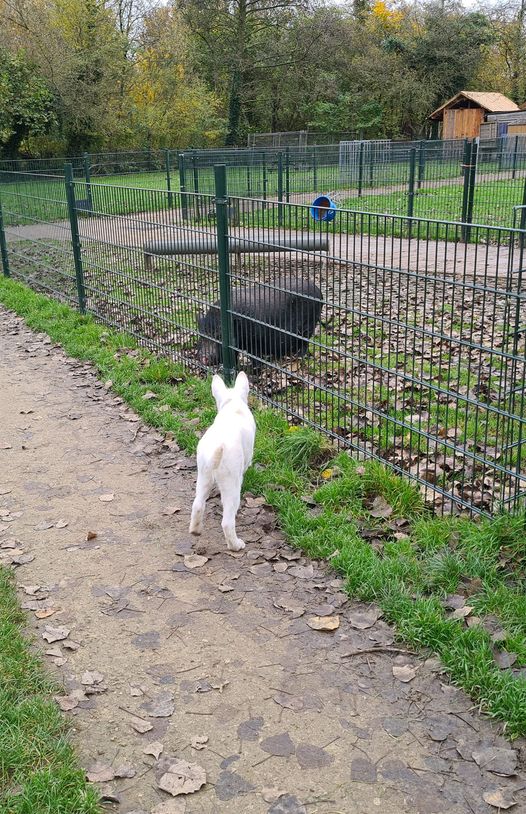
[99,493,114,502]
[42,625,70,643]
[307,615,340,631]
[86,762,115,783]
[369,495,393,518]
[143,741,164,759]
[483,789,517,809]
[191,735,208,750]
[392,664,417,682]
[158,760,206,796]
[184,554,208,569]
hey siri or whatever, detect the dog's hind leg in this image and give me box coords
[218,477,245,552]
[189,469,214,536]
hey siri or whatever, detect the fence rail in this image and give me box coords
[0,163,525,517]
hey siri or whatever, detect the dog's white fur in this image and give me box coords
[189,372,255,551]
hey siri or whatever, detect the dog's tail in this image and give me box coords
[211,445,224,469]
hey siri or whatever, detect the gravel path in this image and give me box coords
[0,306,524,814]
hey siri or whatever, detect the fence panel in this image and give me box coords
[0,170,78,303]
[1,165,525,515]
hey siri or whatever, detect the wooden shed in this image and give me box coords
[429,91,519,140]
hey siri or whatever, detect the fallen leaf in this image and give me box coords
[35,608,58,619]
[86,762,115,783]
[369,495,393,519]
[158,760,206,796]
[99,493,114,502]
[392,664,417,682]
[143,741,164,759]
[143,691,174,718]
[151,801,187,814]
[472,746,517,776]
[268,794,307,814]
[86,531,97,541]
[184,554,208,569]
[35,520,54,530]
[55,519,68,529]
[191,735,208,750]
[114,764,136,779]
[245,495,266,508]
[162,506,181,516]
[81,671,104,686]
[348,608,381,630]
[449,606,473,621]
[42,626,70,643]
[130,717,153,734]
[288,564,314,579]
[307,615,340,631]
[11,553,34,565]
[483,789,517,809]
[130,685,144,697]
[494,650,518,669]
[321,468,334,480]
[260,731,296,757]
[272,692,304,712]
[55,694,80,711]
[142,391,157,400]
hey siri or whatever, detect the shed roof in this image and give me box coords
[429,91,519,120]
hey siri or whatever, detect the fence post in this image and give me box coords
[417,140,426,189]
[262,152,267,208]
[214,164,235,385]
[192,150,199,194]
[407,147,416,219]
[83,152,93,211]
[0,196,10,277]
[64,163,86,314]
[358,141,364,197]
[165,150,173,208]
[277,152,284,226]
[313,146,318,190]
[285,146,290,202]
[461,140,477,242]
[498,136,504,172]
[512,134,519,180]
[461,138,468,176]
[178,153,188,221]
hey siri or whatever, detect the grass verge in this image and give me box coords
[0,567,100,813]
[0,275,525,741]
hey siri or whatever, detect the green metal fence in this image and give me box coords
[4,135,526,231]
[1,163,525,517]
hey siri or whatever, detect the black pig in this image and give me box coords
[197,275,323,367]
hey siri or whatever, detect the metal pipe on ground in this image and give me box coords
[144,234,329,270]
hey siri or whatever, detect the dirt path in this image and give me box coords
[0,306,525,814]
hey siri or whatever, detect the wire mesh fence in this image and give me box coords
[1,164,525,517]
[3,135,526,231]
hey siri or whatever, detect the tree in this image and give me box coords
[131,5,225,147]
[177,0,320,145]
[0,48,56,157]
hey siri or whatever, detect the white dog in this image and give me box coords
[189,371,255,551]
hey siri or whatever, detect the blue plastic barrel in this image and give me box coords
[310,195,337,222]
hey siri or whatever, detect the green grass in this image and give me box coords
[0,275,525,740]
[0,568,100,813]
[342,173,526,232]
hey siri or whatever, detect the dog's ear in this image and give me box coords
[212,374,227,406]
[234,371,249,402]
